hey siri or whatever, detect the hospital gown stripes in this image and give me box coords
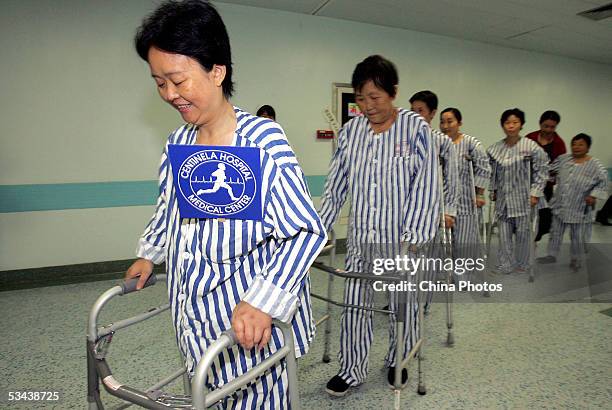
[452,135,491,265]
[137,107,327,409]
[319,108,440,385]
[432,129,459,217]
[547,154,608,260]
[487,137,548,272]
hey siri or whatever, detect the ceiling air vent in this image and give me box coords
[577,2,612,21]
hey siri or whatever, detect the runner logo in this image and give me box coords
[168,145,262,220]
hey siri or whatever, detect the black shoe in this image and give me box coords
[596,212,612,226]
[387,366,408,388]
[325,375,351,397]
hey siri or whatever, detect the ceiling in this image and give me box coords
[217,0,612,65]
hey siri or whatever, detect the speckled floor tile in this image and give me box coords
[1,225,611,409]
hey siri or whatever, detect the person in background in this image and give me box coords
[538,133,608,270]
[409,91,458,310]
[256,104,276,121]
[409,91,458,230]
[487,108,548,275]
[439,107,491,272]
[525,110,566,241]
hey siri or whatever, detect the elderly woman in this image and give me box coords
[487,108,548,274]
[538,133,608,270]
[125,1,326,408]
[440,107,490,266]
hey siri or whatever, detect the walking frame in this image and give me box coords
[86,274,300,409]
[309,156,459,409]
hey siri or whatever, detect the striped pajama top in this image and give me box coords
[549,153,608,223]
[319,108,440,265]
[487,137,549,218]
[136,107,327,375]
[432,129,459,217]
[452,134,491,216]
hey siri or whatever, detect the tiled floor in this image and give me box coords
[1,226,611,409]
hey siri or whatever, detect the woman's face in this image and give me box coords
[440,112,461,138]
[539,119,558,138]
[410,100,434,124]
[571,139,589,156]
[147,47,226,126]
[355,80,396,126]
[502,115,522,138]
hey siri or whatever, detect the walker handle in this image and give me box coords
[121,274,157,295]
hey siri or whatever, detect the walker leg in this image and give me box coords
[394,389,401,410]
[446,270,454,347]
[322,273,333,363]
[87,340,103,410]
[417,293,427,395]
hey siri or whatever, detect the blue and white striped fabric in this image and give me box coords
[432,129,459,217]
[319,108,440,385]
[451,135,491,264]
[547,154,608,262]
[136,107,327,409]
[453,134,490,216]
[319,108,440,249]
[549,154,608,223]
[487,137,548,272]
[487,137,549,218]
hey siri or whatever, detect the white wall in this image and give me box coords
[1,0,610,270]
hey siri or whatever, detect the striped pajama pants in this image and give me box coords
[338,259,419,385]
[453,212,483,279]
[497,214,532,271]
[547,214,589,260]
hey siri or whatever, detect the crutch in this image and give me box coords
[484,162,497,279]
[526,155,538,283]
[435,159,454,347]
[465,155,490,297]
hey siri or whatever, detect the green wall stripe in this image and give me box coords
[0,181,159,213]
[2,169,610,213]
[0,176,328,213]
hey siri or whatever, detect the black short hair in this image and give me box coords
[135,0,234,98]
[440,107,462,122]
[572,133,592,147]
[500,108,525,126]
[256,105,276,120]
[351,55,398,97]
[539,110,561,124]
[409,90,438,112]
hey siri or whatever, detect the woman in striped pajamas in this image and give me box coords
[537,133,608,270]
[440,108,491,277]
[487,108,548,274]
[409,91,458,309]
[320,56,440,396]
[125,2,327,408]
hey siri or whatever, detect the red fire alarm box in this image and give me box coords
[317,130,335,139]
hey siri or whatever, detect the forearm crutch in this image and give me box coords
[466,155,490,297]
[484,163,497,281]
[436,161,454,347]
[526,155,538,283]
